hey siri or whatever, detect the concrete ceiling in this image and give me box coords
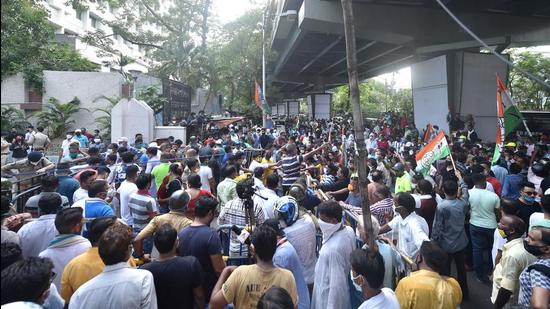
[269,0,550,98]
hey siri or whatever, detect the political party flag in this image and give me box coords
[492,74,507,164]
[254,81,262,108]
[415,131,451,176]
[254,80,272,115]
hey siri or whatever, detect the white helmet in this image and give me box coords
[273,196,299,228]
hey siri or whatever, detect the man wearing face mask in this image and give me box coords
[71,129,89,149]
[350,247,400,309]
[395,241,462,309]
[1,151,55,188]
[491,215,536,308]
[518,224,550,308]
[517,182,542,226]
[379,192,429,260]
[311,200,356,309]
[71,180,115,235]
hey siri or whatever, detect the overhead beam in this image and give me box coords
[333,45,404,76]
[415,36,508,54]
[318,40,377,74]
[273,28,305,76]
[298,36,342,74]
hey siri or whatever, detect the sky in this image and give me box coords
[212,0,549,90]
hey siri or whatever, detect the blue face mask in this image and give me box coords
[523,195,536,203]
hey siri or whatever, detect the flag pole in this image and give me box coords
[261,10,267,128]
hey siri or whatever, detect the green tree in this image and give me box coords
[0,106,30,132]
[92,95,121,138]
[136,85,167,113]
[332,79,412,116]
[208,9,264,117]
[1,0,52,79]
[34,97,89,138]
[509,51,550,111]
[1,0,98,92]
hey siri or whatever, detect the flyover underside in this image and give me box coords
[269,0,550,98]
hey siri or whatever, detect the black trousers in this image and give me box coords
[442,248,469,299]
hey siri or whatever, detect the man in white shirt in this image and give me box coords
[69,222,157,309]
[255,173,280,219]
[379,192,429,260]
[18,194,61,257]
[312,200,356,309]
[39,207,91,290]
[61,133,75,158]
[351,247,400,309]
[117,165,139,226]
[198,156,216,195]
[73,170,97,204]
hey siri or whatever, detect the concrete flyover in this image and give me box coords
[269,0,550,99]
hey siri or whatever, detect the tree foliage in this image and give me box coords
[136,85,167,113]
[0,106,30,132]
[509,51,550,111]
[332,79,412,117]
[1,0,98,92]
[207,9,264,117]
[34,97,89,138]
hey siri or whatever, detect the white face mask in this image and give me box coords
[319,219,341,243]
[350,272,362,292]
[66,135,73,139]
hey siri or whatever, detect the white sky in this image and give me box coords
[211,1,549,90]
[212,0,266,24]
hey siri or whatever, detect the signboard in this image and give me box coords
[277,103,287,116]
[307,94,331,119]
[162,79,192,125]
[287,101,299,115]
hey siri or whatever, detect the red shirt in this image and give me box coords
[377,140,389,150]
[487,176,502,196]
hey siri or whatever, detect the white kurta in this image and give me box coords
[312,226,356,309]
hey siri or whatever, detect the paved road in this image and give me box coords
[461,272,493,309]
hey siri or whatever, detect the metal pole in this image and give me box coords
[262,11,267,128]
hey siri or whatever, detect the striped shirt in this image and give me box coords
[282,155,303,187]
[370,198,394,226]
[128,193,157,230]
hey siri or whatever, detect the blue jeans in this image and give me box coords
[469,224,494,280]
[133,228,153,254]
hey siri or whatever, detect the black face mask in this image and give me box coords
[523,239,547,257]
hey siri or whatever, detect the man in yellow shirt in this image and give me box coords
[396,241,462,309]
[60,217,136,302]
[393,163,412,194]
[209,225,298,309]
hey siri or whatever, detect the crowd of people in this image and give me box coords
[1,113,549,309]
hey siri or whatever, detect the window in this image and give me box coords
[90,16,98,28]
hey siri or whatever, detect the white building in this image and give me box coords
[42,0,159,73]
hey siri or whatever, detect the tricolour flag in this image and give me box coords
[254,81,262,108]
[415,131,450,176]
[254,80,272,115]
